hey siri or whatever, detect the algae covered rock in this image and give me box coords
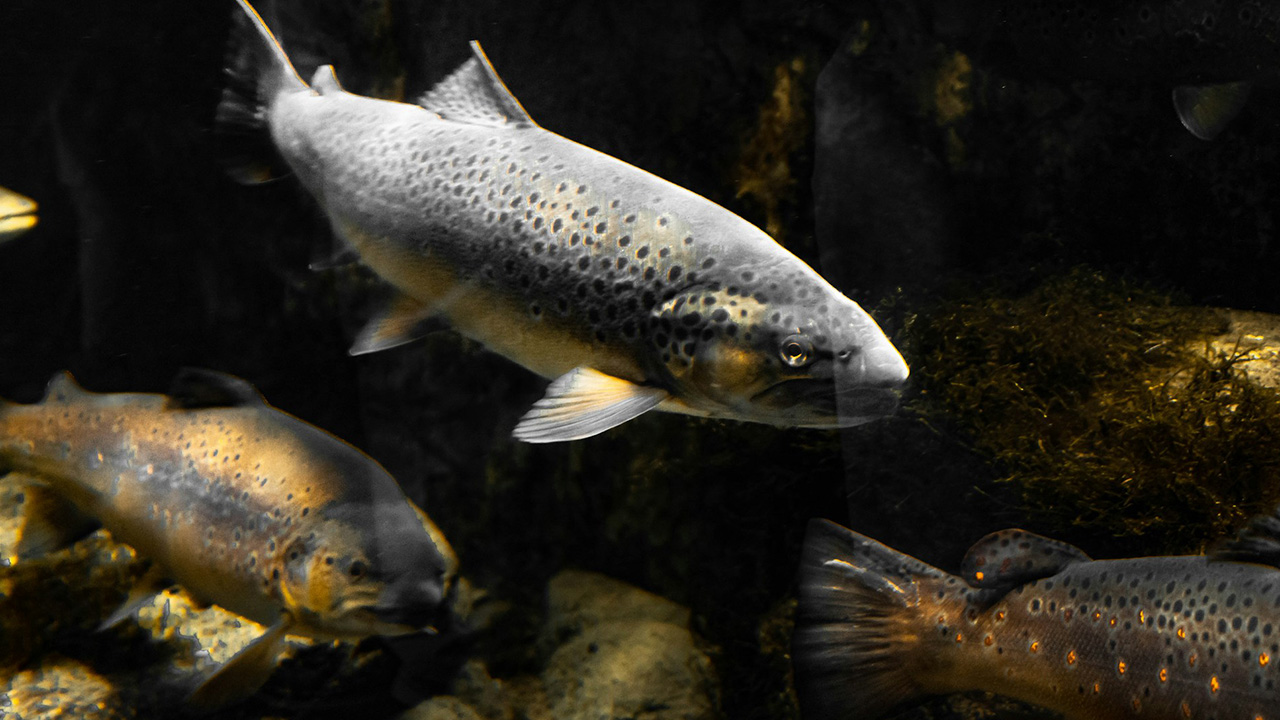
[542,571,718,720]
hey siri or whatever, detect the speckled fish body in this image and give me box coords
[794,520,1280,720]
[221,1,908,442]
[940,0,1280,138]
[0,370,454,642]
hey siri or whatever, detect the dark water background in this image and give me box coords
[3,1,1280,718]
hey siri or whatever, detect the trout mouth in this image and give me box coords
[749,379,901,428]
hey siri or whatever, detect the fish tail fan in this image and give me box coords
[216,0,309,184]
[792,519,940,719]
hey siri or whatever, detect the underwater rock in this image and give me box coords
[2,656,129,720]
[541,570,718,720]
[1195,309,1280,390]
[399,695,486,720]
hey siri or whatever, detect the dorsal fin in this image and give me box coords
[310,64,343,95]
[959,529,1090,590]
[166,368,265,409]
[1213,510,1280,568]
[416,42,536,128]
[42,371,87,404]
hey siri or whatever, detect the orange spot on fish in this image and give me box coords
[1138,609,1145,624]
[1261,652,1271,667]
[1159,667,1168,682]
[1092,682,1101,695]
[984,634,993,646]
[1181,701,1192,718]
[1092,611,1102,622]
[995,610,1006,622]
[1109,616,1117,627]
[1030,641,1040,653]
[975,571,985,581]
[1066,650,1077,665]
[1063,608,1073,622]
[1189,653,1198,668]
[1118,660,1127,675]
[1177,626,1185,639]
[955,633,963,643]
[1210,676,1220,693]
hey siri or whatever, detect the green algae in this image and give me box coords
[906,268,1280,552]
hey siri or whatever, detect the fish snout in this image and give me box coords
[375,576,447,630]
[843,341,909,389]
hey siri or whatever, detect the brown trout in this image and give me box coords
[794,519,1280,719]
[0,186,37,243]
[218,1,909,443]
[0,369,456,707]
[936,0,1280,139]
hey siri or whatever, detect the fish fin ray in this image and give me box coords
[416,42,537,129]
[187,616,291,710]
[793,519,938,720]
[98,563,174,630]
[349,293,447,355]
[1173,81,1251,141]
[42,371,87,404]
[308,245,361,271]
[8,476,100,562]
[216,0,310,184]
[959,529,1089,590]
[512,367,668,443]
[166,368,266,410]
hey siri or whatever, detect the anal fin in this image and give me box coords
[187,616,291,710]
[512,367,669,443]
[349,292,447,355]
[99,563,175,630]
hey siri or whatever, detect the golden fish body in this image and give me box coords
[0,370,455,706]
[795,520,1280,719]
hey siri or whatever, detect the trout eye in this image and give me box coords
[779,335,813,368]
[348,560,368,580]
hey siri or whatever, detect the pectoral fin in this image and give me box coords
[512,367,669,443]
[187,617,291,711]
[350,292,448,355]
[98,563,175,630]
[1173,81,1252,141]
[7,476,100,563]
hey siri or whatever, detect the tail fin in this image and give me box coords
[216,0,309,184]
[792,520,945,720]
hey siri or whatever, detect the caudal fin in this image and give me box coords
[216,0,309,184]
[792,519,944,720]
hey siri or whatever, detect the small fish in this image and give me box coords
[0,369,456,708]
[219,1,909,443]
[794,518,1280,719]
[936,0,1280,139]
[0,186,38,242]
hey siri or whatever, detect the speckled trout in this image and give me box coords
[219,1,908,442]
[0,369,456,707]
[795,519,1280,720]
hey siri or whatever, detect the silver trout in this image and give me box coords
[0,369,457,707]
[0,186,37,243]
[219,1,909,443]
[794,519,1280,719]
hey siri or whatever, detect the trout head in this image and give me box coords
[277,499,454,639]
[652,286,908,427]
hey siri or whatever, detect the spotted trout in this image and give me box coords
[0,369,457,707]
[219,1,908,443]
[794,519,1280,719]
